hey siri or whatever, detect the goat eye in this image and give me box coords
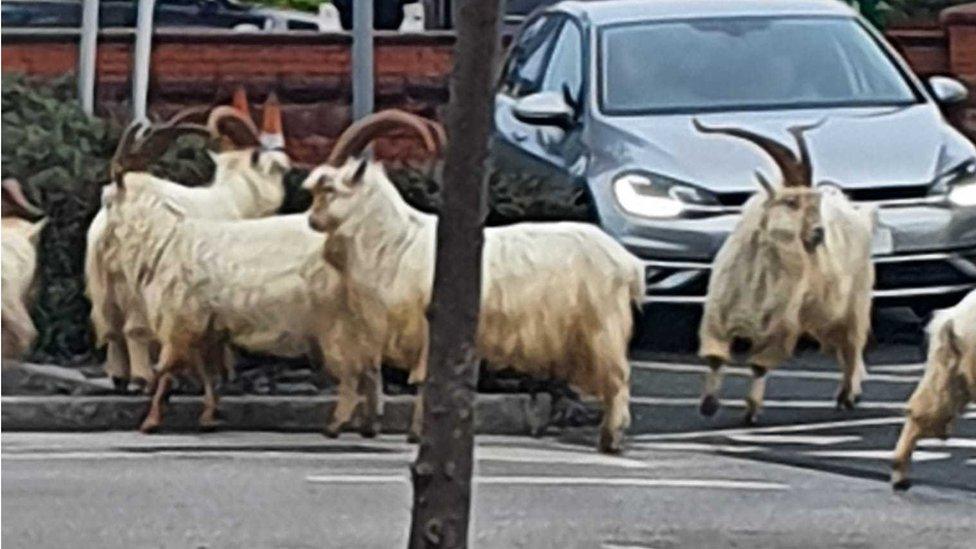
[250,150,260,166]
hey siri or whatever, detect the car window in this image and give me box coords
[600,16,919,114]
[539,20,583,103]
[500,15,563,98]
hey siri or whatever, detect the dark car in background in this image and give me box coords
[491,0,976,345]
[1,0,322,30]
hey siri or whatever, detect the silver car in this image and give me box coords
[492,0,976,338]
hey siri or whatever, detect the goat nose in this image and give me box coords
[308,215,324,233]
[812,226,825,243]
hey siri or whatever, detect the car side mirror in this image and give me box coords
[928,76,969,105]
[512,91,575,129]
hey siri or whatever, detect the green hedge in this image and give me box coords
[2,76,593,365]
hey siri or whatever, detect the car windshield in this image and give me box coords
[600,16,919,115]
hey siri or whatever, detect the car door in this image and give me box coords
[493,13,587,188]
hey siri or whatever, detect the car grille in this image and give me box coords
[713,184,931,207]
[874,253,976,290]
[643,249,976,302]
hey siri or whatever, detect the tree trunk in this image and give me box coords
[407,1,502,547]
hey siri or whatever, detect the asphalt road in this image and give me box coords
[3,432,975,548]
[610,342,976,494]
[3,337,975,547]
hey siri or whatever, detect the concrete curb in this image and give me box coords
[0,394,552,435]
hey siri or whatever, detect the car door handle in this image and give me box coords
[511,130,528,142]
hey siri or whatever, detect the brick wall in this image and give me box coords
[4,19,976,162]
[2,29,455,164]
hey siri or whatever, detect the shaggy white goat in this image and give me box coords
[103,109,440,434]
[695,121,875,425]
[87,98,290,391]
[891,289,976,490]
[1,179,45,360]
[302,112,644,453]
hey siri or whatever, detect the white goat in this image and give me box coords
[115,111,440,434]
[1,179,45,360]
[695,121,875,425]
[302,110,644,453]
[87,97,289,391]
[891,289,976,490]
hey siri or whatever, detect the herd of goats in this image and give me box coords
[1,90,974,491]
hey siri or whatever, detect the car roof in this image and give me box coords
[552,0,856,25]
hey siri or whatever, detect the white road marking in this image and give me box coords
[306,474,407,484]
[305,474,788,490]
[630,442,764,454]
[870,363,925,373]
[803,450,950,462]
[476,446,649,469]
[633,416,909,442]
[725,434,861,446]
[631,361,918,384]
[968,459,975,466]
[918,438,976,449]
[602,544,657,549]
[628,396,907,411]
[476,476,788,490]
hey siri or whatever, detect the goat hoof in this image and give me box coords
[407,431,421,444]
[322,426,341,439]
[139,417,161,434]
[132,378,150,395]
[598,430,623,455]
[111,376,130,394]
[892,478,912,492]
[699,395,720,417]
[359,422,380,439]
[743,412,758,426]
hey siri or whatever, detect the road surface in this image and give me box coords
[4,342,975,548]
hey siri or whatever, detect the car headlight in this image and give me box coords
[612,172,715,218]
[933,159,976,207]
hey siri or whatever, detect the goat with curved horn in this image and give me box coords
[693,118,807,187]
[112,108,214,186]
[327,109,439,166]
[207,106,261,150]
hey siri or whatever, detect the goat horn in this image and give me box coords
[232,86,252,119]
[754,170,775,197]
[259,93,285,150]
[693,118,804,187]
[1,178,44,220]
[207,105,261,149]
[787,118,826,187]
[328,109,438,166]
[110,119,150,185]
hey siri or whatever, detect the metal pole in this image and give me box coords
[78,0,99,116]
[352,0,374,120]
[132,0,156,121]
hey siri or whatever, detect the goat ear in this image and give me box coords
[207,150,220,164]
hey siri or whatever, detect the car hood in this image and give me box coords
[589,104,974,194]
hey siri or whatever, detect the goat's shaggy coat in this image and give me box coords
[305,160,644,452]
[695,121,875,424]
[891,290,976,490]
[87,149,289,387]
[106,172,352,432]
[1,217,44,359]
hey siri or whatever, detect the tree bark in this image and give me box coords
[407,1,502,547]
